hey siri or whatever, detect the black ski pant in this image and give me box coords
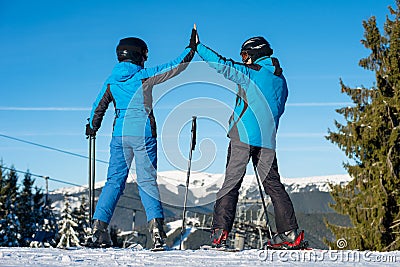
[212,140,298,233]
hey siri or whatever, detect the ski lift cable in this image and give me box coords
[0,165,81,187]
[0,133,109,164]
[0,164,141,202]
[0,134,185,208]
[1,164,144,212]
[0,133,144,176]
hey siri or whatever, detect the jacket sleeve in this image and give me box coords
[136,48,195,84]
[196,43,252,86]
[89,83,114,131]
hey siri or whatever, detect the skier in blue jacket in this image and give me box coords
[85,28,197,249]
[194,34,305,249]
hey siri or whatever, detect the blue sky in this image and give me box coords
[0,0,394,190]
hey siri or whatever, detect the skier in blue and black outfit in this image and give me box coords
[85,28,197,249]
[193,32,306,249]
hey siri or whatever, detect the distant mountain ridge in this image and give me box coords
[49,171,352,249]
[50,170,351,226]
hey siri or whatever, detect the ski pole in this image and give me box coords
[88,134,96,226]
[180,116,197,250]
[253,164,273,240]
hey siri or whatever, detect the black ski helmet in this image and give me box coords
[116,37,148,64]
[240,36,273,63]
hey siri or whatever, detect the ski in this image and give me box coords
[150,246,168,252]
[199,245,241,252]
[61,246,83,250]
[265,240,310,250]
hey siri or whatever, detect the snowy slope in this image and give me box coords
[0,247,399,266]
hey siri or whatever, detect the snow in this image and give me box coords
[51,170,352,197]
[0,247,399,266]
[281,174,352,193]
[171,227,197,249]
[50,170,352,215]
[160,171,353,195]
[166,219,183,236]
[157,171,225,199]
[165,219,199,249]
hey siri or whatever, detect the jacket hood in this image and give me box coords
[254,56,281,75]
[110,61,142,82]
[254,56,272,67]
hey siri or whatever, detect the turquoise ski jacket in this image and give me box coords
[89,48,194,137]
[197,43,288,149]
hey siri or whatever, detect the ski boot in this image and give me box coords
[85,219,112,248]
[265,229,308,250]
[149,218,167,251]
[211,228,229,249]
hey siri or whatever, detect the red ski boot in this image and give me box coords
[266,229,308,250]
[211,229,229,248]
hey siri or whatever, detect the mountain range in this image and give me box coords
[49,171,353,249]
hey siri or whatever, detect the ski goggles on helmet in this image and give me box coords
[240,50,250,63]
[142,49,148,61]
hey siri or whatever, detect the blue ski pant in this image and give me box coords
[93,136,164,224]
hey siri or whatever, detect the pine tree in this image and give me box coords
[72,195,91,245]
[17,171,37,246]
[326,1,400,251]
[57,199,81,248]
[0,167,21,246]
[31,198,59,248]
[41,199,59,236]
[32,186,45,230]
[0,165,6,244]
[0,164,6,219]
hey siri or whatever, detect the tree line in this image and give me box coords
[0,165,92,248]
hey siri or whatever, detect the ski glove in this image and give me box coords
[86,123,96,138]
[188,28,199,51]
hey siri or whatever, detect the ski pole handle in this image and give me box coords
[191,116,197,151]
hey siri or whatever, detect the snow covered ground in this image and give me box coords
[0,247,399,266]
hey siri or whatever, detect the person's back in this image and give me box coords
[226,55,289,148]
[251,57,288,128]
[194,34,306,250]
[90,37,195,138]
[86,32,197,250]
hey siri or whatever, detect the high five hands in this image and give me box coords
[188,24,199,51]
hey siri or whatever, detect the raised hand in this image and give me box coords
[188,23,199,50]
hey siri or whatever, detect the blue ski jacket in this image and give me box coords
[89,48,194,137]
[196,43,288,149]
